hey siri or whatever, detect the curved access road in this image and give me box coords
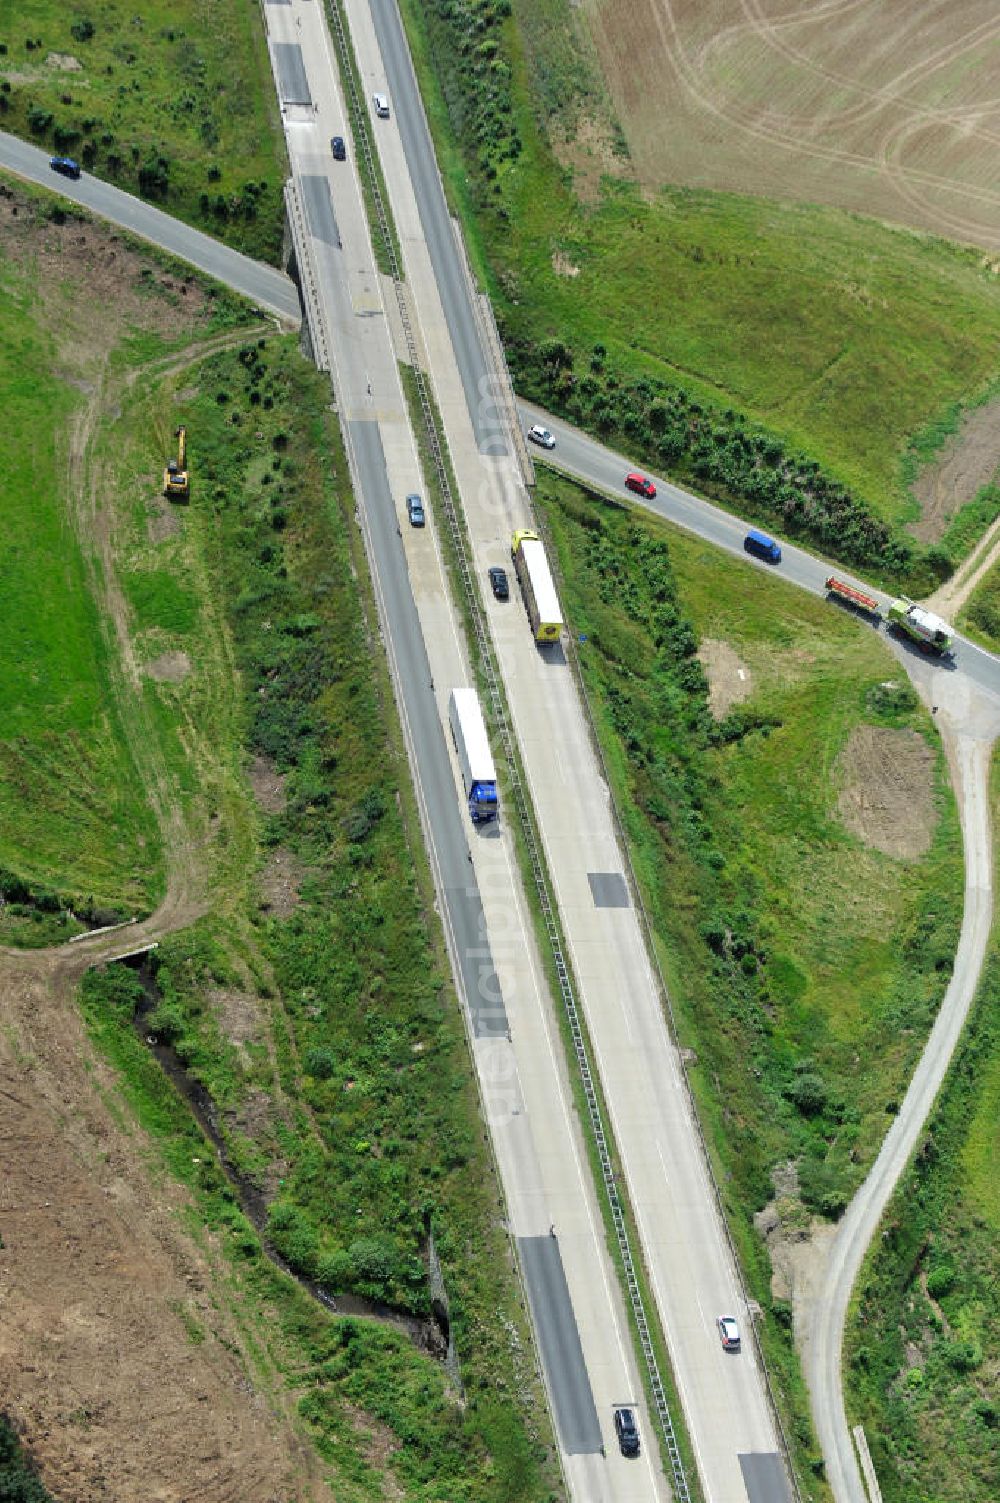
[4,96,994,1501]
[516,399,1000,1503]
[0,129,301,323]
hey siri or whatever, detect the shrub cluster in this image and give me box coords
[0,1418,53,1503]
[422,0,519,203]
[511,333,942,585]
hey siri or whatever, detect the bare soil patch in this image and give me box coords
[910,397,1000,543]
[550,115,630,204]
[754,1164,837,1338]
[584,0,1000,250]
[259,848,304,918]
[0,952,330,1503]
[210,986,264,1054]
[144,649,191,683]
[249,754,287,815]
[836,725,936,858]
[148,501,182,543]
[552,250,581,278]
[697,637,753,718]
[0,186,211,336]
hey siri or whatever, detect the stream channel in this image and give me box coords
[123,956,455,1368]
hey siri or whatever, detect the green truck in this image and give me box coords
[886,597,953,655]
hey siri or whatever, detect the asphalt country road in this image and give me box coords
[0,130,301,322]
[4,79,998,1503]
[518,400,1000,1503]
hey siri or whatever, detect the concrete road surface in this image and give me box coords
[349,1,792,1497]
[258,1,665,1496]
[513,403,1000,1503]
[0,129,300,322]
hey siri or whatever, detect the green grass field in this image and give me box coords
[0,0,286,261]
[845,761,1000,1503]
[401,0,1000,563]
[958,556,1000,651]
[538,473,962,1484]
[0,199,179,933]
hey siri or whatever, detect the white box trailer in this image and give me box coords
[448,689,498,823]
[511,530,563,643]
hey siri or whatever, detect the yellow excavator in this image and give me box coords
[163,425,189,501]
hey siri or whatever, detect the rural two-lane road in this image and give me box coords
[4,48,999,1503]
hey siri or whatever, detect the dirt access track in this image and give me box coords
[584,0,1000,250]
[0,193,331,1501]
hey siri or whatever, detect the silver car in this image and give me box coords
[528,423,555,449]
[373,92,390,119]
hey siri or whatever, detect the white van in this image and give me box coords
[372,93,390,119]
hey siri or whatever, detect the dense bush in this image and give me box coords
[421,0,519,201]
[508,332,925,583]
[0,1419,54,1502]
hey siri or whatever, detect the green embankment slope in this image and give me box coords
[539,473,962,1490]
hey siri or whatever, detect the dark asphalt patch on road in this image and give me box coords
[739,1452,793,1503]
[588,872,630,908]
[519,1236,602,1454]
[274,43,312,106]
[300,175,342,248]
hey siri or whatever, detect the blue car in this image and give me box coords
[50,156,81,180]
[406,494,425,527]
[744,528,781,564]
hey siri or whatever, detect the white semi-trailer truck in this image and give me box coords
[448,688,499,824]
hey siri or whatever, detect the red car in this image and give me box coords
[625,472,656,499]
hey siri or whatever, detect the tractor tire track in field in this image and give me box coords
[596,0,1000,247]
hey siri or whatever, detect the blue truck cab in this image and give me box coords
[744,529,781,564]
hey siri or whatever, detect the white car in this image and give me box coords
[717,1315,741,1352]
[528,423,555,449]
[373,92,390,119]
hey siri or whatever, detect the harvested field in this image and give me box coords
[584,0,1000,249]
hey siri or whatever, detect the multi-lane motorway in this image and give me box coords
[258,3,668,1500]
[338,1,791,1498]
[5,8,998,1500]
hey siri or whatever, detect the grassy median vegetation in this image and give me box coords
[77,331,556,1499]
[400,0,1000,580]
[844,758,1000,1503]
[0,1,286,261]
[536,473,962,1484]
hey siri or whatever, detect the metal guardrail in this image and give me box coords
[323,3,693,1497]
[283,179,330,371]
[552,491,806,1503]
